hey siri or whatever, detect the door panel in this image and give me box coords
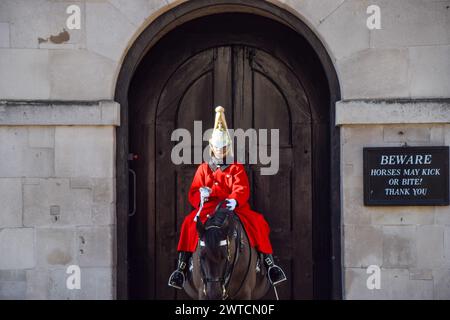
[245,46,313,299]
[253,71,291,145]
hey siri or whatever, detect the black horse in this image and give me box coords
[183,201,271,300]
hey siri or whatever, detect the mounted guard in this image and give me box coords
[168,106,287,295]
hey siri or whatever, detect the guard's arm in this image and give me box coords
[227,164,250,207]
[188,164,206,209]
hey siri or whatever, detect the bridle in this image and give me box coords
[198,202,247,300]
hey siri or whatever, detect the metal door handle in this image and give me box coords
[128,168,136,217]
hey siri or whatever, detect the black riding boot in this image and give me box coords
[168,251,192,289]
[264,254,287,286]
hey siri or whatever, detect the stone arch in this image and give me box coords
[114,0,341,299]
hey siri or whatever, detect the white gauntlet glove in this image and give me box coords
[199,187,212,203]
[226,198,237,211]
[194,187,212,222]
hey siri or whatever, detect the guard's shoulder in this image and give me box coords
[231,162,245,170]
[200,162,211,172]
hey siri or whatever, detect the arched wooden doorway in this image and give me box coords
[115,0,341,300]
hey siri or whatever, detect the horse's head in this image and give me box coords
[196,203,237,300]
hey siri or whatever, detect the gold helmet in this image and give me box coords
[209,106,233,157]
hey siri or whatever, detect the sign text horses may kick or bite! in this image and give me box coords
[363,147,449,206]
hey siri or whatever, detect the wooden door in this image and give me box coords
[128,13,330,300]
[144,45,311,299]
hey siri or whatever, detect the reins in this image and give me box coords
[224,217,252,300]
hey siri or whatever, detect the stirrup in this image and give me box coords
[267,265,287,286]
[168,270,185,290]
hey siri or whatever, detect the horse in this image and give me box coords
[183,201,271,300]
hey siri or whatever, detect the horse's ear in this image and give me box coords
[196,219,205,237]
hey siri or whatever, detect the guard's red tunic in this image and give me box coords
[177,162,273,254]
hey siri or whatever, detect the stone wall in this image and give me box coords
[0,101,119,299]
[0,0,449,300]
[0,0,449,101]
[338,100,450,299]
